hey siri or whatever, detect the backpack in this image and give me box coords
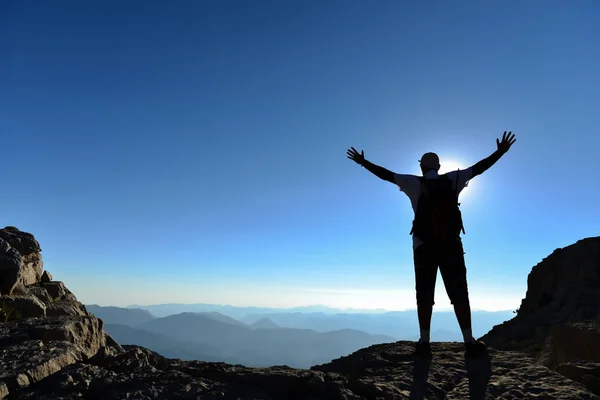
[410,170,465,243]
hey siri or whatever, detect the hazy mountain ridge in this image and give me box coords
[87,304,514,367]
[94,306,396,368]
[250,317,280,329]
[86,304,155,326]
[127,303,390,319]
[103,323,245,364]
[124,303,514,339]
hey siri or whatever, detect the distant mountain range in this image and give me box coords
[86,305,155,326]
[125,303,390,319]
[250,317,280,329]
[88,305,396,368]
[123,303,514,339]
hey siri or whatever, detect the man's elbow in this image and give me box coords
[383,172,396,184]
[470,166,483,178]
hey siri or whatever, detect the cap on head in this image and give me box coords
[419,152,440,170]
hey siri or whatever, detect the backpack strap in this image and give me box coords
[455,168,466,234]
[410,177,426,235]
[455,169,460,205]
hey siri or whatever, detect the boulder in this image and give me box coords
[0,295,46,319]
[0,227,43,294]
[41,281,77,303]
[40,270,52,283]
[45,300,89,317]
[481,236,600,354]
[27,286,52,304]
[0,238,25,296]
[0,315,108,397]
[551,319,600,366]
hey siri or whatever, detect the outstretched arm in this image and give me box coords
[346,147,396,183]
[470,131,516,178]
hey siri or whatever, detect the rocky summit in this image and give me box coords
[1,227,600,399]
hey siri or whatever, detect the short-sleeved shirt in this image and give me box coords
[394,168,473,249]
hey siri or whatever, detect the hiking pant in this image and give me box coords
[413,238,469,306]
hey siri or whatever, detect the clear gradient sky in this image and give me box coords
[2,1,599,311]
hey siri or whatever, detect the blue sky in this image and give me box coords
[2,0,599,311]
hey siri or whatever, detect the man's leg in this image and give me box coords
[413,243,437,343]
[417,303,434,340]
[453,300,474,342]
[438,239,475,343]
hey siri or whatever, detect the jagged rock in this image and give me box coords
[0,315,107,398]
[41,281,77,303]
[551,319,600,366]
[0,295,46,318]
[478,237,600,395]
[555,361,600,383]
[481,236,600,354]
[0,315,106,356]
[544,320,600,395]
[45,300,89,317]
[87,339,125,366]
[26,286,51,305]
[0,228,43,295]
[41,271,52,283]
[9,283,29,296]
[0,339,82,394]
[0,239,24,296]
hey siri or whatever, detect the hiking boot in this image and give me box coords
[465,340,488,358]
[414,339,433,359]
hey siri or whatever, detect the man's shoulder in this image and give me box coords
[393,173,420,184]
[393,173,422,193]
[447,167,474,180]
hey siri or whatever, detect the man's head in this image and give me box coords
[419,152,440,175]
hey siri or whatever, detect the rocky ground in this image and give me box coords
[2,227,600,399]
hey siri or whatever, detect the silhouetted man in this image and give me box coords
[347,131,516,358]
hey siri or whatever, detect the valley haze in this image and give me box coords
[86,303,514,368]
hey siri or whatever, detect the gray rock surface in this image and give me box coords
[0,227,43,294]
[481,237,600,354]
[0,295,46,319]
[481,236,600,395]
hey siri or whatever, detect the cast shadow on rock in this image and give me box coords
[410,352,492,400]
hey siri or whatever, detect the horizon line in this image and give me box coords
[87,302,515,314]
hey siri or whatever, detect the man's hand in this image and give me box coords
[497,131,516,154]
[347,147,365,165]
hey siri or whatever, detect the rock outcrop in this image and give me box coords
[0,227,44,296]
[481,236,600,394]
[2,227,600,399]
[0,227,124,399]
